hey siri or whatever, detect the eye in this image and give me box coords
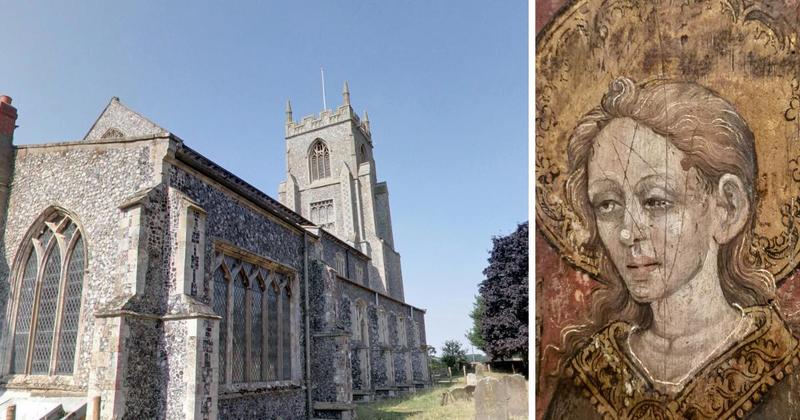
[644,197,672,210]
[594,200,620,214]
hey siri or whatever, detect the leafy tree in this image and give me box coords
[440,339,468,370]
[427,345,437,357]
[465,295,486,350]
[479,222,528,362]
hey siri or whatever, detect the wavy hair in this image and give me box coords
[558,76,776,370]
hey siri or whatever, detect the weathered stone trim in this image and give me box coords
[218,381,304,396]
[15,134,170,150]
[335,276,425,313]
[161,313,221,321]
[94,310,160,320]
[174,191,207,297]
[301,177,341,192]
[214,240,298,276]
[1,374,84,391]
[312,331,349,338]
[320,229,369,261]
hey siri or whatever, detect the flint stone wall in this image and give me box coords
[166,163,307,417]
[0,139,163,389]
[217,389,306,420]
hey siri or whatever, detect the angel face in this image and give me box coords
[587,117,717,303]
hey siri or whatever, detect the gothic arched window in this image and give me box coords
[309,140,331,182]
[10,211,86,376]
[100,128,124,139]
[213,251,296,387]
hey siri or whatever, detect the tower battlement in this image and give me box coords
[285,81,371,139]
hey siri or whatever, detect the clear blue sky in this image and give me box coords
[2,1,527,354]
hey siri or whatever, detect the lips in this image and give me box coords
[625,257,661,275]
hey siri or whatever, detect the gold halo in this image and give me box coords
[535,0,800,283]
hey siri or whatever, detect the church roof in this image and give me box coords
[174,141,315,229]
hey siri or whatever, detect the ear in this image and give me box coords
[713,174,749,244]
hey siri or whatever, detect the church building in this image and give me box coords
[0,84,429,419]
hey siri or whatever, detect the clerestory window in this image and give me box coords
[397,317,407,347]
[335,252,346,276]
[309,140,331,181]
[213,251,295,386]
[10,211,86,376]
[355,265,366,286]
[378,309,389,346]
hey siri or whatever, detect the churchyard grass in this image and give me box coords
[355,378,475,419]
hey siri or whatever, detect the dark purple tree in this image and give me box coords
[479,222,528,363]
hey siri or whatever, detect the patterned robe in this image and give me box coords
[545,306,800,419]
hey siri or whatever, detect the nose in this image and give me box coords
[619,204,645,246]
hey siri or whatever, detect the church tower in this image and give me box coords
[278,82,405,301]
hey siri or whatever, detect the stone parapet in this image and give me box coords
[286,105,369,140]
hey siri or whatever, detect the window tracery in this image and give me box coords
[212,251,295,386]
[10,211,85,376]
[100,128,124,139]
[309,140,331,181]
[310,200,334,231]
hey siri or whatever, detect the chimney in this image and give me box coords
[0,95,15,231]
[0,96,17,140]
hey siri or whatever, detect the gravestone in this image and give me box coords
[474,377,508,420]
[502,374,528,418]
[440,385,476,406]
[475,362,487,376]
[467,373,478,386]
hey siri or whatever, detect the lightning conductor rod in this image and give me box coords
[321,67,328,110]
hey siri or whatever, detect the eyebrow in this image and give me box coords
[587,178,623,199]
[635,174,679,194]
